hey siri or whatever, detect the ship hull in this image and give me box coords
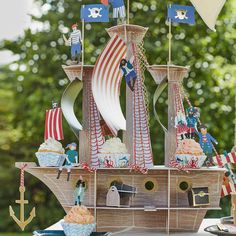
[16,162,224,233]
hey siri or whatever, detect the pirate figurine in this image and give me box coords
[74,176,86,205]
[186,107,200,139]
[196,124,218,164]
[63,23,82,65]
[120,59,137,92]
[174,111,188,140]
[57,142,79,181]
[108,0,126,25]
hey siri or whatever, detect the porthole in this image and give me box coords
[143,178,158,192]
[107,177,123,188]
[110,180,123,187]
[145,181,155,191]
[177,179,192,192]
[74,178,88,190]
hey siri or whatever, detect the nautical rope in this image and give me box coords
[131,43,153,167]
[20,164,27,187]
[89,77,105,167]
[173,84,186,145]
[136,41,150,122]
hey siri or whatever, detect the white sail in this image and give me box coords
[92,34,127,136]
[190,0,226,31]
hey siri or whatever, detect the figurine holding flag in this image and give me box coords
[63,23,82,65]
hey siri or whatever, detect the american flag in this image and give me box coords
[92,34,127,136]
[44,108,64,141]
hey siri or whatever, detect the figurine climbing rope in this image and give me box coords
[120,59,137,92]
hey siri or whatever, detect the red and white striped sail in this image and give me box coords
[44,108,64,141]
[92,34,127,136]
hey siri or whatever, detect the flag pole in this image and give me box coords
[81,18,85,79]
[168,18,172,65]
[127,0,130,25]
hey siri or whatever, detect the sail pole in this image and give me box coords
[127,0,130,25]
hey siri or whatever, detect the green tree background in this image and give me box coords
[0,0,236,232]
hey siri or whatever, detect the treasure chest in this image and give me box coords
[188,187,210,207]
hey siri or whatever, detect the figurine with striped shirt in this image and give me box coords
[63,23,82,65]
[102,0,126,25]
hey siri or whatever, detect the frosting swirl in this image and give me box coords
[38,138,65,154]
[176,139,204,156]
[64,206,94,224]
[99,137,128,154]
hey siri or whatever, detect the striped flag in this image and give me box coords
[92,34,127,136]
[222,180,236,197]
[213,152,236,166]
[213,152,236,197]
[44,108,64,141]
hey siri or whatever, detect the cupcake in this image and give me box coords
[98,138,130,168]
[175,139,207,168]
[35,138,66,167]
[61,205,95,236]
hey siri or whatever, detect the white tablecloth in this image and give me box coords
[46,218,219,235]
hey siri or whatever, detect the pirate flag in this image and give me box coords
[167,4,195,25]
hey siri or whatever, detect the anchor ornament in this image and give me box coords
[9,164,36,231]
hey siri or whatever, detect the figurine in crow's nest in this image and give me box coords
[57,142,79,181]
[102,0,126,25]
[174,111,188,140]
[63,23,82,65]
[120,59,137,92]
[195,124,218,165]
[74,176,86,205]
[186,107,200,139]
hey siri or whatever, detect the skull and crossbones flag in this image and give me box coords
[167,4,195,25]
[80,4,109,22]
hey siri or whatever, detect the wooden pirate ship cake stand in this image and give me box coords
[15,24,225,234]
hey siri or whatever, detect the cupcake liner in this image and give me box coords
[98,153,130,168]
[35,152,66,167]
[61,222,96,236]
[176,154,207,168]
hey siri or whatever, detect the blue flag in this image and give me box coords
[167,4,195,25]
[80,4,109,22]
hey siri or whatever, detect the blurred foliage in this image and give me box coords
[0,0,236,232]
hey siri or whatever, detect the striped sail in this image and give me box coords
[92,34,127,136]
[44,108,64,140]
